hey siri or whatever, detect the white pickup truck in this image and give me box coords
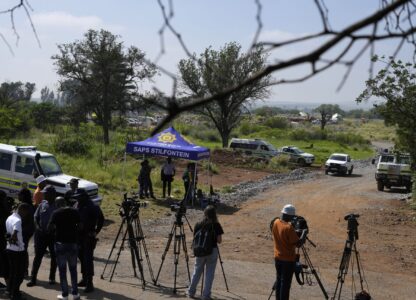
[374,152,412,192]
[325,153,354,175]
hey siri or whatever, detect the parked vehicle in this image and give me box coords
[280,146,315,166]
[374,152,412,192]
[229,138,278,158]
[0,144,102,204]
[325,153,353,175]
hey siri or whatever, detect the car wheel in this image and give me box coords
[348,166,353,175]
[406,184,412,193]
[297,158,306,166]
[377,181,384,191]
[325,169,329,175]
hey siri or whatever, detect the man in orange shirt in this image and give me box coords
[33,175,47,207]
[271,204,306,300]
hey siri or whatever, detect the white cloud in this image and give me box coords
[32,11,124,32]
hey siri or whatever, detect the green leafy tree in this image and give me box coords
[313,104,344,130]
[0,107,21,139]
[52,29,156,144]
[31,102,62,130]
[178,42,271,147]
[357,58,416,167]
[0,81,35,107]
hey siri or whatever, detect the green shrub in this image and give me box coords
[54,135,91,156]
[264,116,289,129]
[238,120,264,135]
[269,155,290,168]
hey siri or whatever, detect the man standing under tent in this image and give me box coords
[161,157,175,199]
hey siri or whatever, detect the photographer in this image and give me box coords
[271,204,307,300]
[187,205,223,300]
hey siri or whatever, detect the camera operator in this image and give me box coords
[271,204,307,300]
[75,189,104,293]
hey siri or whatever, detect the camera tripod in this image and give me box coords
[268,237,328,300]
[154,209,193,293]
[199,246,229,294]
[100,205,154,289]
[332,214,368,300]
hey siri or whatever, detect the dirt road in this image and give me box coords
[8,162,416,300]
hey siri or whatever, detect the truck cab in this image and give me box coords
[0,144,102,205]
[375,152,412,192]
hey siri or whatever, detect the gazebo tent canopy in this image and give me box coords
[125,127,210,161]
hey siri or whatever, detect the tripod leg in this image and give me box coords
[101,218,125,279]
[301,247,328,299]
[353,243,365,291]
[155,223,176,284]
[332,240,353,300]
[180,225,191,282]
[127,221,146,289]
[136,217,155,283]
[268,282,275,300]
[173,225,181,294]
[109,222,130,282]
[216,247,229,292]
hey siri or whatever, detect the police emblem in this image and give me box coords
[158,132,176,143]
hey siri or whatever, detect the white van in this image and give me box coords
[0,144,102,204]
[229,138,278,158]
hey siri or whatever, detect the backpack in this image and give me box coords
[192,223,215,257]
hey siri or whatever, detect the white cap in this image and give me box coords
[281,204,296,216]
[36,175,46,185]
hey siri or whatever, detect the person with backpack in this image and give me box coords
[187,205,223,300]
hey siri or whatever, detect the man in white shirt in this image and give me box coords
[5,203,31,300]
[161,157,176,198]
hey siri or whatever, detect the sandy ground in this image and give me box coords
[3,161,416,300]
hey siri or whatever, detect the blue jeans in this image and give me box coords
[188,248,218,299]
[55,243,78,297]
[275,259,295,300]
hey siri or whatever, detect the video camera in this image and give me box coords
[344,213,359,241]
[119,193,148,218]
[291,215,309,237]
[170,200,187,224]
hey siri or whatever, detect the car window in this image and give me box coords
[380,155,394,163]
[15,156,35,175]
[0,153,12,171]
[330,155,346,161]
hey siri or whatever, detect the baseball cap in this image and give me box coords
[41,185,56,194]
[68,178,79,184]
[36,175,47,185]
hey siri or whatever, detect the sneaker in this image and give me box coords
[57,295,68,300]
[26,280,36,287]
[186,292,197,299]
[49,279,57,285]
[77,279,86,287]
[72,294,81,300]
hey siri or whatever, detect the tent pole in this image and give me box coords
[193,162,197,207]
[122,152,127,191]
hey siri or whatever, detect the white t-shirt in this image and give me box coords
[6,212,25,252]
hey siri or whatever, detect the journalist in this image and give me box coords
[187,205,224,300]
[271,204,307,300]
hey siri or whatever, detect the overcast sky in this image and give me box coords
[0,0,412,109]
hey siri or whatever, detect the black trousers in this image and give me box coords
[31,231,57,280]
[6,250,26,300]
[162,176,173,197]
[79,236,96,278]
[275,259,295,300]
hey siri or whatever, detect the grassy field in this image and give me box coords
[6,118,389,219]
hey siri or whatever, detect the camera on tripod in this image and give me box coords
[119,193,148,217]
[344,213,359,241]
[291,215,309,236]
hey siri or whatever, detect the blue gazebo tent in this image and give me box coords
[125,127,210,202]
[125,127,210,161]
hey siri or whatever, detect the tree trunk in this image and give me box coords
[221,131,230,148]
[103,123,110,145]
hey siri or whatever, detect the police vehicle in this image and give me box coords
[0,144,102,204]
[229,138,279,158]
